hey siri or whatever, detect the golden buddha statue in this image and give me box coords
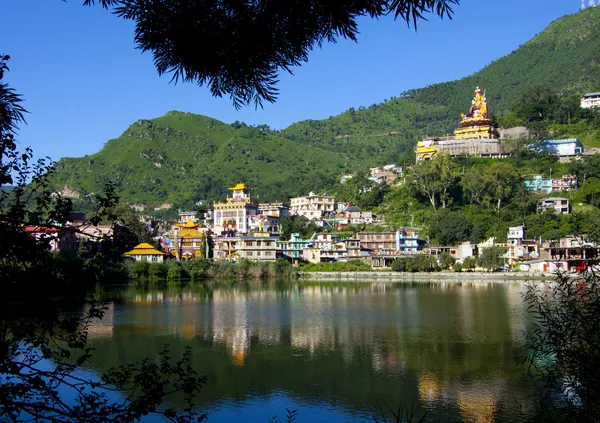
[459,87,492,127]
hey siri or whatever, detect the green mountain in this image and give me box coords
[50,7,600,206]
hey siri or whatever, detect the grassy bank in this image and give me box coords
[123,258,297,281]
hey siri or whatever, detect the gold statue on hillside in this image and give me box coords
[460,87,491,126]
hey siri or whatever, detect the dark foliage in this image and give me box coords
[524,271,600,422]
[85,0,458,108]
[0,56,206,423]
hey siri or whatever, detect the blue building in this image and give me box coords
[278,233,310,262]
[540,138,584,156]
[396,229,426,254]
[524,175,553,194]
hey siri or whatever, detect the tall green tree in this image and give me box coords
[481,162,522,214]
[477,246,504,271]
[514,83,559,123]
[409,154,458,214]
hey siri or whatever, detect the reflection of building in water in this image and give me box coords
[457,392,499,423]
[418,372,440,403]
[505,283,529,344]
[211,292,252,366]
[87,302,114,339]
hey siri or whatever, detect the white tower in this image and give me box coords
[582,0,586,9]
[588,0,596,7]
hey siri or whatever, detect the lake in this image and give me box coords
[87,280,540,422]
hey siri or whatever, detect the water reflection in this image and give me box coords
[88,281,536,422]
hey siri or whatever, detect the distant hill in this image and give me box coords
[50,7,600,206]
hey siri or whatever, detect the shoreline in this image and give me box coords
[298,271,554,282]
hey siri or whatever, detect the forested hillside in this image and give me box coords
[50,7,600,206]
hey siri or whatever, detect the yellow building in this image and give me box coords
[416,87,502,161]
[165,220,207,260]
[213,183,259,234]
[124,242,165,263]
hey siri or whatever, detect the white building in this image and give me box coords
[213,183,258,234]
[540,138,584,156]
[581,92,600,109]
[289,192,336,220]
[537,197,570,214]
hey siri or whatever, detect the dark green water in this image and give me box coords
[87,280,539,422]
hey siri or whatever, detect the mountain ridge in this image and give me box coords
[50,7,600,206]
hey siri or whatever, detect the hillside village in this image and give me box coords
[37,86,600,274]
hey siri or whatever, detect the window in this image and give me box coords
[152,256,158,262]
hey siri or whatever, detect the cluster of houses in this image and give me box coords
[117,182,597,274]
[30,171,600,273]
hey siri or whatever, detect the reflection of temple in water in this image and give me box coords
[95,282,536,421]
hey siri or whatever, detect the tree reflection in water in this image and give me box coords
[87,281,537,422]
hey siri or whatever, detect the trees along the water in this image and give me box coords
[438,252,456,270]
[477,246,504,271]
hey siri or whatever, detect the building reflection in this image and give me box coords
[91,281,533,421]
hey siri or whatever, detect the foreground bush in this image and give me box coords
[524,271,600,421]
[300,260,372,272]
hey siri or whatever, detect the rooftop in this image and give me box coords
[124,242,165,256]
[228,183,249,191]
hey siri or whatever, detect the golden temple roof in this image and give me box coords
[228,183,249,191]
[124,242,165,256]
[183,220,198,228]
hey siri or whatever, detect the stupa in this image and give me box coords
[416,87,502,161]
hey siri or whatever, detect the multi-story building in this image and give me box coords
[163,220,207,260]
[507,225,539,263]
[289,192,336,220]
[540,139,584,156]
[24,226,78,253]
[581,92,600,109]
[524,174,578,193]
[397,228,426,254]
[537,197,570,214]
[357,232,396,253]
[213,232,280,262]
[304,238,363,263]
[257,202,289,217]
[213,183,258,234]
[341,206,374,224]
[552,174,578,191]
[279,233,310,262]
[248,214,280,234]
[357,229,424,254]
[524,175,553,194]
[369,167,397,185]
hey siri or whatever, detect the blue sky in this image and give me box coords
[2,0,578,161]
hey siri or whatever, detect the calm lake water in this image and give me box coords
[87,280,540,423]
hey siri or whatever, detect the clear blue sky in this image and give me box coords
[2,0,578,162]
